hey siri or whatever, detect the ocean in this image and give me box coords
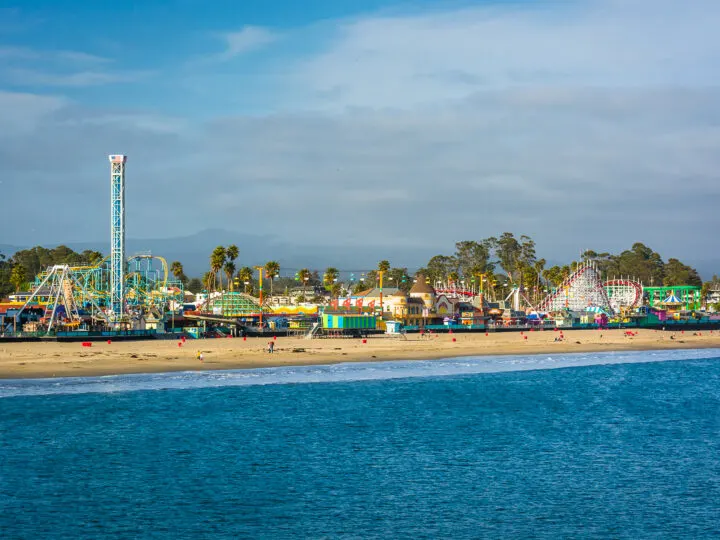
[1,349,719,539]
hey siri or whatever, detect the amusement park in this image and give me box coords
[1,155,719,341]
[0,156,187,339]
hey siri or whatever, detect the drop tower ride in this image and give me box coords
[109,154,127,320]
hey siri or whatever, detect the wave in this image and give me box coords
[1,348,719,398]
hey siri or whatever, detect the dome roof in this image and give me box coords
[409,275,435,295]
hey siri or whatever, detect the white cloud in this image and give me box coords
[3,86,718,259]
[0,44,132,88]
[290,0,720,110]
[0,90,67,134]
[214,26,278,61]
[0,45,109,64]
[1,67,148,87]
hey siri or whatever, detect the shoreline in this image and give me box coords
[1,328,719,380]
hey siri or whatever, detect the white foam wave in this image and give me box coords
[1,348,719,398]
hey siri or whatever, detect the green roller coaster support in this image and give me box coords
[204,292,265,317]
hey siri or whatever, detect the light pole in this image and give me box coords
[255,266,264,327]
[378,270,385,317]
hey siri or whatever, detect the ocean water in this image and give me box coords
[1,350,719,539]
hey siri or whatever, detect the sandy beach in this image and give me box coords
[0,328,718,379]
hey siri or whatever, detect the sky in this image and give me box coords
[1,0,719,269]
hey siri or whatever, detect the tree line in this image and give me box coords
[415,235,703,304]
[0,235,712,306]
[0,246,104,298]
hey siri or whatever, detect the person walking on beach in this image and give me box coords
[267,341,275,354]
[197,350,204,362]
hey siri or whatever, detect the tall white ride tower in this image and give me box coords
[109,154,127,319]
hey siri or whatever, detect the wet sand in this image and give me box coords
[1,328,719,379]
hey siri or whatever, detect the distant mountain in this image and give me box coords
[0,244,24,258]
[3,229,435,277]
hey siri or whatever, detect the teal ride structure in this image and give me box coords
[644,286,701,311]
[19,255,183,328]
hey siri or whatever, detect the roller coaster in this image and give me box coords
[17,254,183,333]
[536,261,613,314]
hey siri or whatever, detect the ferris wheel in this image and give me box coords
[604,279,643,311]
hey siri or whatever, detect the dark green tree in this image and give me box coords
[663,258,702,287]
[615,243,664,284]
[491,232,523,283]
[0,253,13,298]
[10,265,27,292]
[186,277,203,293]
[387,267,411,292]
[454,240,494,279]
[425,255,456,284]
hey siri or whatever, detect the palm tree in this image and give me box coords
[534,259,546,303]
[298,268,312,295]
[330,282,343,298]
[561,265,571,283]
[226,244,239,263]
[323,267,339,288]
[264,261,280,296]
[210,246,226,291]
[170,261,187,285]
[378,260,390,274]
[237,266,253,293]
[201,271,214,293]
[224,261,236,291]
[224,244,239,291]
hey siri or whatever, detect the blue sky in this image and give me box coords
[1,0,472,113]
[1,0,719,269]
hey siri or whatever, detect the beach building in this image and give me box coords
[345,287,423,324]
[383,292,426,325]
[435,295,485,326]
[350,287,401,313]
[325,274,495,329]
[138,308,164,331]
[705,286,720,310]
[8,289,53,304]
[321,311,377,331]
[408,275,436,310]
